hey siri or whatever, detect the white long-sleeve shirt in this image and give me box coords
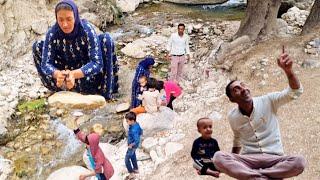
[166,33,190,56]
[228,86,303,155]
[138,90,161,113]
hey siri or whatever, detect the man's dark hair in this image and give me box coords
[125,112,136,121]
[226,80,237,99]
[156,80,164,91]
[178,23,185,29]
[147,78,158,89]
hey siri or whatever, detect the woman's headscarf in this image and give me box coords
[54,0,81,39]
[139,56,155,69]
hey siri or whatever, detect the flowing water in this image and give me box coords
[35,120,82,179]
[137,1,246,21]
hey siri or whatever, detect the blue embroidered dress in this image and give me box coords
[32,1,118,100]
[131,57,155,108]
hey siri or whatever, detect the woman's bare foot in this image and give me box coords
[133,169,139,174]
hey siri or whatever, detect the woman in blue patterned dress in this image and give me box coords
[32,0,118,100]
[131,57,155,108]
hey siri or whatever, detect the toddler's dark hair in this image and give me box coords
[125,112,136,121]
[196,117,211,128]
[147,78,158,89]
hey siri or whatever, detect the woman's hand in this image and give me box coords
[79,174,86,180]
[160,100,167,106]
[66,70,75,90]
[79,171,96,180]
[53,70,66,88]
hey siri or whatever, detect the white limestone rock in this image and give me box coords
[47,166,96,180]
[48,91,106,110]
[116,0,140,13]
[165,142,183,157]
[116,102,130,113]
[0,157,13,180]
[142,137,158,152]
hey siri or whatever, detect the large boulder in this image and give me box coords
[142,137,158,152]
[282,0,313,10]
[0,14,5,41]
[164,0,227,5]
[116,0,140,13]
[82,142,147,180]
[0,157,13,180]
[120,41,147,59]
[165,142,184,157]
[82,143,117,171]
[276,18,289,36]
[116,102,130,113]
[123,107,176,137]
[47,166,95,180]
[281,6,309,34]
[120,34,167,59]
[82,143,123,180]
[48,91,106,110]
[31,18,49,35]
[0,116,8,140]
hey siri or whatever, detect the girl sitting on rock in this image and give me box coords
[131,78,161,115]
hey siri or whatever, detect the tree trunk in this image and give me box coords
[302,0,320,35]
[235,0,281,41]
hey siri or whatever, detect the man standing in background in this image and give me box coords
[166,23,190,83]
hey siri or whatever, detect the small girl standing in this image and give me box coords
[73,123,114,180]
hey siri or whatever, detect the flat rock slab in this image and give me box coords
[0,157,13,180]
[123,107,176,137]
[48,91,106,110]
[116,102,130,113]
[165,142,184,157]
[47,166,93,180]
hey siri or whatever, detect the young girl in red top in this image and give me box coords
[73,124,114,180]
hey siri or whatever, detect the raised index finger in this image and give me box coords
[280,53,288,58]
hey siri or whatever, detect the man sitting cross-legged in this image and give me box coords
[213,52,306,180]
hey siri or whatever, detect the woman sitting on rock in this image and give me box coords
[32,0,118,100]
[131,56,155,108]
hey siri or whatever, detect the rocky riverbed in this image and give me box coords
[0,0,318,179]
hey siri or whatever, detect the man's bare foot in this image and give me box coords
[207,169,220,178]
